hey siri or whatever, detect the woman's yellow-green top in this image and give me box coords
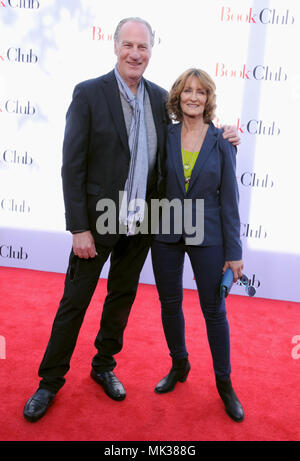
[181,149,200,191]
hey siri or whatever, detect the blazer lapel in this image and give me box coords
[102,70,130,156]
[169,123,186,195]
[144,79,165,152]
[187,122,218,194]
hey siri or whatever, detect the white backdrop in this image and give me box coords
[0,0,299,302]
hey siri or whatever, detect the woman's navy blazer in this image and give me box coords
[155,121,242,261]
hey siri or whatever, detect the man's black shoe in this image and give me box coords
[90,369,126,401]
[23,389,56,422]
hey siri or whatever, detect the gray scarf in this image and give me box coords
[114,66,149,235]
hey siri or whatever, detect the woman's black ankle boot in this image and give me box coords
[154,358,191,394]
[216,377,244,422]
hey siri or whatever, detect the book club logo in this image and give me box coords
[0,0,39,9]
[215,63,288,82]
[220,6,295,26]
[0,47,38,64]
[0,99,36,115]
[2,149,33,166]
[0,245,28,261]
[1,198,31,214]
[0,244,29,260]
[237,119,280,136]
[92,26,162,45]
[215,118,281,137]
[238,172,275,190]
[241,223,268,240]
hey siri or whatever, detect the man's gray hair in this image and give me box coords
[114,17,154,47]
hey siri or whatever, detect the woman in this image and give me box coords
[151,68,244,422]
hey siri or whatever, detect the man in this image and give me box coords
[23,17,240,422]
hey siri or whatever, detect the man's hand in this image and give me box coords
[72,230,97,259]
[222,125,241,146]
[223,260,244,283]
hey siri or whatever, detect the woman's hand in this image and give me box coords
[223,260,244,282]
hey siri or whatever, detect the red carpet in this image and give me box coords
[0,266,299,441]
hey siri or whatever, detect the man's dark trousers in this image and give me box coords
[38,232,152,394]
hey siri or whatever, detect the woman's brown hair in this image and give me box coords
[167,68,217,123]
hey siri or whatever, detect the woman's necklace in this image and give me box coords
[182,150,197,171]
[182,123,206,171]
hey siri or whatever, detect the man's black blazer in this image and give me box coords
[61,70,168,246]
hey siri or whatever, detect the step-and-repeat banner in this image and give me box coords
[1,0,299,302]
